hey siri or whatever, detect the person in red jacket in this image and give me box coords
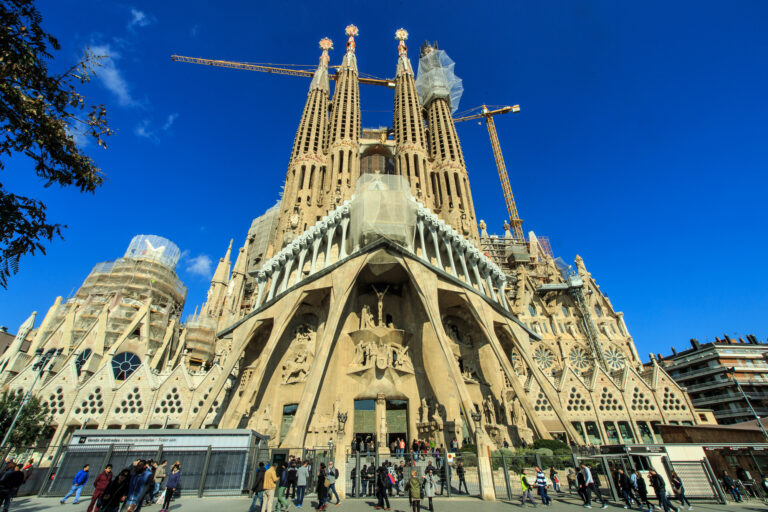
[88,464,113,512]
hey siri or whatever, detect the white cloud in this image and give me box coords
[186,255,213,277]
[89,44,136,107]
[134,119,157,141]
[128,9,154,30]
[162,113,178,131]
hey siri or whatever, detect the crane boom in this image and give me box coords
[171,54,396,88]
[454,105,524,240]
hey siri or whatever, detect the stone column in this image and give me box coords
[375,393,389,456]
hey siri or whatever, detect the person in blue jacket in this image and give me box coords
[125,461,153,512]
[61,464,90,504]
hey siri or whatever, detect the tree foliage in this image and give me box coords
[533,438,571,453]
[0,389,50,448]
[0,0,114,288]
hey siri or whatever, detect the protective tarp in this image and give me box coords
[350,174,417,251]
[124,235,181,269]
[415,47,464,114]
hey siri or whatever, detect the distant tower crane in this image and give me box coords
[453,105,524,240]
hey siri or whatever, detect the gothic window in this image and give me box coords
[561,306,569,317]
[528,304,537,317]
[594,305,603,317]
[603,348,626,370]
[75,349,93,376]
[112,352,141,380]
[568,347,591,370]
[533,347,554,370]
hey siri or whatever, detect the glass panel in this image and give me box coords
[604,422,620,445]
[637,421,655,443]
[585,422,602,445]
[618,421,635,443]
[571,421,586,443]
[281,404,297,441]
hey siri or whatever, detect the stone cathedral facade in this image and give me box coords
[1,27,700,460]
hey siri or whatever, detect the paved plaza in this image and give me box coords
[7,495,763,512]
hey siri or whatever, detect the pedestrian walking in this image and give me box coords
[422,468,437,512]
[151,461,167,505]
[670,471,692,510]
[61,464,90,504]
[286,460,297,500]
[456,462,468,494]
[633,471,653,512]
[276,463,291,512]
[100,469,131,512]
[616,468,633,509]
[249,463,265,512]
[722,471,742,502]
[125,461,153,512]
[580,463,607,509]
[326,461,340,505]
[549,467,561,493]
[160,464,181,512]
[366,464,376,497]
[535,467,551,505]
[315,463,328,511]
[520,470,536,507]
[263,463,279,512]
[648,469,675,512]
[296,460,309,507]
[0,463,23,512]
[576,467,587,504]
[439,462,449,496]
[407,471,421,512]
[375,464,390,510]
[87,464,112,512]
[567,469,576,493]
[140,460,157,509]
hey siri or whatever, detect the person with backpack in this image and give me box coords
[61,464,90,504]
[649,469,674,512]
[617,468,633,509]
[722,471,742,502]
[326,461,340,505]
[520,469,536,507]
[535,466,551,505]
[670,471,692,510]
[249,462,265,512]
[375,464,390,510]
[549,467,561,493]
[407,470,421,512]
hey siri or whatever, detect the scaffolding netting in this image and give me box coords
[415,45,464,114]
[124,235,181,269]
[350,174,417,251]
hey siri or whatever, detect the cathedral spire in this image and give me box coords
[326,24,361,206]
[309,37,333,93]
[212,239,233,285]
[392,28,430,203]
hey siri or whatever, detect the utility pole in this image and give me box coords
[0,348,58,455]
[728,367,768,440]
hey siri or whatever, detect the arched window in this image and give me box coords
[561,305,569,317]
[112,352,141,380]
[594,305,603,317]
[528,304,537,317]
[75,349,93,376]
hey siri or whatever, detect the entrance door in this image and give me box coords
[354,399,376,451]
[386,400,407,453]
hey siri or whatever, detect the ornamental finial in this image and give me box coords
[319,37,333,65]
[395,28,408,55]
[345,24,358,53]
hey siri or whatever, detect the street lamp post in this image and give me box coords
[728,367,768,440]
[0,348,49,454]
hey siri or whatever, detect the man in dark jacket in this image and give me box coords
[87,464,113,512]
[648,470,674,512]
[375,465,390,510]
[249,462,265,512]
[456,462,468,494]
[286,461,297,499]
[0,464,24,512]
[617,469,633,508]
[366,464,376,496]
[723,471,742,502]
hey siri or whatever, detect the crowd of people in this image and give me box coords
[59,459,182,512]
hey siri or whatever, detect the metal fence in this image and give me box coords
[40,444,251,497]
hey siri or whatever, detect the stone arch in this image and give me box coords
[360,145,395,175]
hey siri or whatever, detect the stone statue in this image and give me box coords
[500,396,510,425]
[282,351,310,384]
[420,397,429,423]
[379,414,387,444]
[371,285,390,327]
[484,397,496,424]
[360,305,375,330]
[512,397,525,429]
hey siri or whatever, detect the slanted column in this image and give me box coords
[280,242,299,293]
[495,272,509,310]
[324,218,338,268]
[310,222,326,273]
[428,218,443,268]
[254,271,267,309]
[266,263,279,301]
[441,228,458,277]
[294,239,309,286]
[469,251,486,295]
[339,204,351,258]
[455,237,471,284]
[416,210,428,262]
[483,262,497,301]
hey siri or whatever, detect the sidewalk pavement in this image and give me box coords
[8,494,760,512]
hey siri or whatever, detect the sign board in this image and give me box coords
[446,453,455,465]
[628,445,666,454]
[70,432,251,449]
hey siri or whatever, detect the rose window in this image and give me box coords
[533,347,554,370]
[112,352,141,380]
[603,347,626,370]
[569,347,591,370]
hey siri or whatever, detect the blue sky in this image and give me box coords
[2,1,767,358]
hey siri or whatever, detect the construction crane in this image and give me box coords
[453,105,524,240]
[170,55,396,88]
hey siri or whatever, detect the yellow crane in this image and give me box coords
[170,54,396,88]
[453,104,524,240]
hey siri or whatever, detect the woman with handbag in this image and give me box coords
[315,463,328,511]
